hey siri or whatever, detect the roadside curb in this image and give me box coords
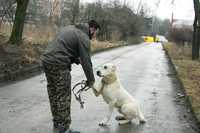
[0,63,42,83]
[162,45,200,126]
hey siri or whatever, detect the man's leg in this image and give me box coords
[43,64,59,125]
[55,68,71,131]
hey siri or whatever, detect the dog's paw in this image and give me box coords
[139,119,146,124]
[118,120,131,125]
[99,117,109,126]
[99,119,108,126]
[115,116,126,121]
[99,122,107,126]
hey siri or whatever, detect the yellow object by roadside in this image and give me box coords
[144,36,154,42]
[143,36,159,42]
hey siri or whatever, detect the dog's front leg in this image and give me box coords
[99,101,116,126]
[92,79,103,97]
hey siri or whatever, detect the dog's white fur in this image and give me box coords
[92,63,146,126]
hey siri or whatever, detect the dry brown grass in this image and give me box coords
[91,39,123,52]
[0,23,12,34]
[20,42,47,64]
[0,27,123,68]
[164,42,200,119]
[0,24,125,66]
[20,39,123,64]
[0,23,56,44]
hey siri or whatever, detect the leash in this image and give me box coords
[72,80,90,109]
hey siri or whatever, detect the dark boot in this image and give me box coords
[58,126,80,133]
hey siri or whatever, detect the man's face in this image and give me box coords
[89,27,97,39]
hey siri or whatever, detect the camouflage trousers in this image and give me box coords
[42,62,71,130]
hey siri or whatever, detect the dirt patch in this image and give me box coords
[0,34,47,79]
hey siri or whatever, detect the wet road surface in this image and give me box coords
[0,43,199,133]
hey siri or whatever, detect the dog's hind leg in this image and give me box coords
[138,110,146,124]
[118,120,131,125]
[116,108,127,121]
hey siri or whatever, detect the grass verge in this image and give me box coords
[163,42,200,122]
[0,34,130,81]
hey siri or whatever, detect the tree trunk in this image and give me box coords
[193,19,200,60]
[9,0,29,44]
[192,0,200,60]
[192,18,198,59]
[196,24,200,58]
[0,21,2,30]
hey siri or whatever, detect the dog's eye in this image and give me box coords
[104,66,108,69]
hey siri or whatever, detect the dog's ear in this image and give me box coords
[112,65,116,71]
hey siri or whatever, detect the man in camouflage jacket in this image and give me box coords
[41,20,100,133]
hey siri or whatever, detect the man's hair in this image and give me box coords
[88,20,100,29]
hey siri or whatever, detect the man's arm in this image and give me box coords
[78,33,95,87]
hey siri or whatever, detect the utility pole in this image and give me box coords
[151,0,160,41]
[171,0,175,27]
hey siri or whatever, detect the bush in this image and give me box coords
[126,36,143,45]
[169,25,193,46]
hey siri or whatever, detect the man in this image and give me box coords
[41,20,100,133]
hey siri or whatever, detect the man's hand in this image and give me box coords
[86,80,94,88]
[74,58,80,65]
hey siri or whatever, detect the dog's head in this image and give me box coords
[96,63,117,84]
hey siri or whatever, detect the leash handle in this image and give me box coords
[80,101,84,109]
[72,80,90,109]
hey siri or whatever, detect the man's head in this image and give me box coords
[88,20,100,40]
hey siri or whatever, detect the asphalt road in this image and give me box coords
[0,43,199,133]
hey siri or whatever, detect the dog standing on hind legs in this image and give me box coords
[92,63,146,126]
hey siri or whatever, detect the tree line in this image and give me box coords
[0,0,171,42]
[1,0,198,60]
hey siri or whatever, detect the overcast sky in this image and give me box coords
[81,0,194,21]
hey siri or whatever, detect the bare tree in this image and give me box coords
[61,0,80,24]
[169,26,192,46]
[9,0,29,44]
[70,0,80,24]
[48,0,61,25]
[0,0,16,27]
[80,0,152,41]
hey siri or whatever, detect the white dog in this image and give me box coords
[92,63,146,126]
